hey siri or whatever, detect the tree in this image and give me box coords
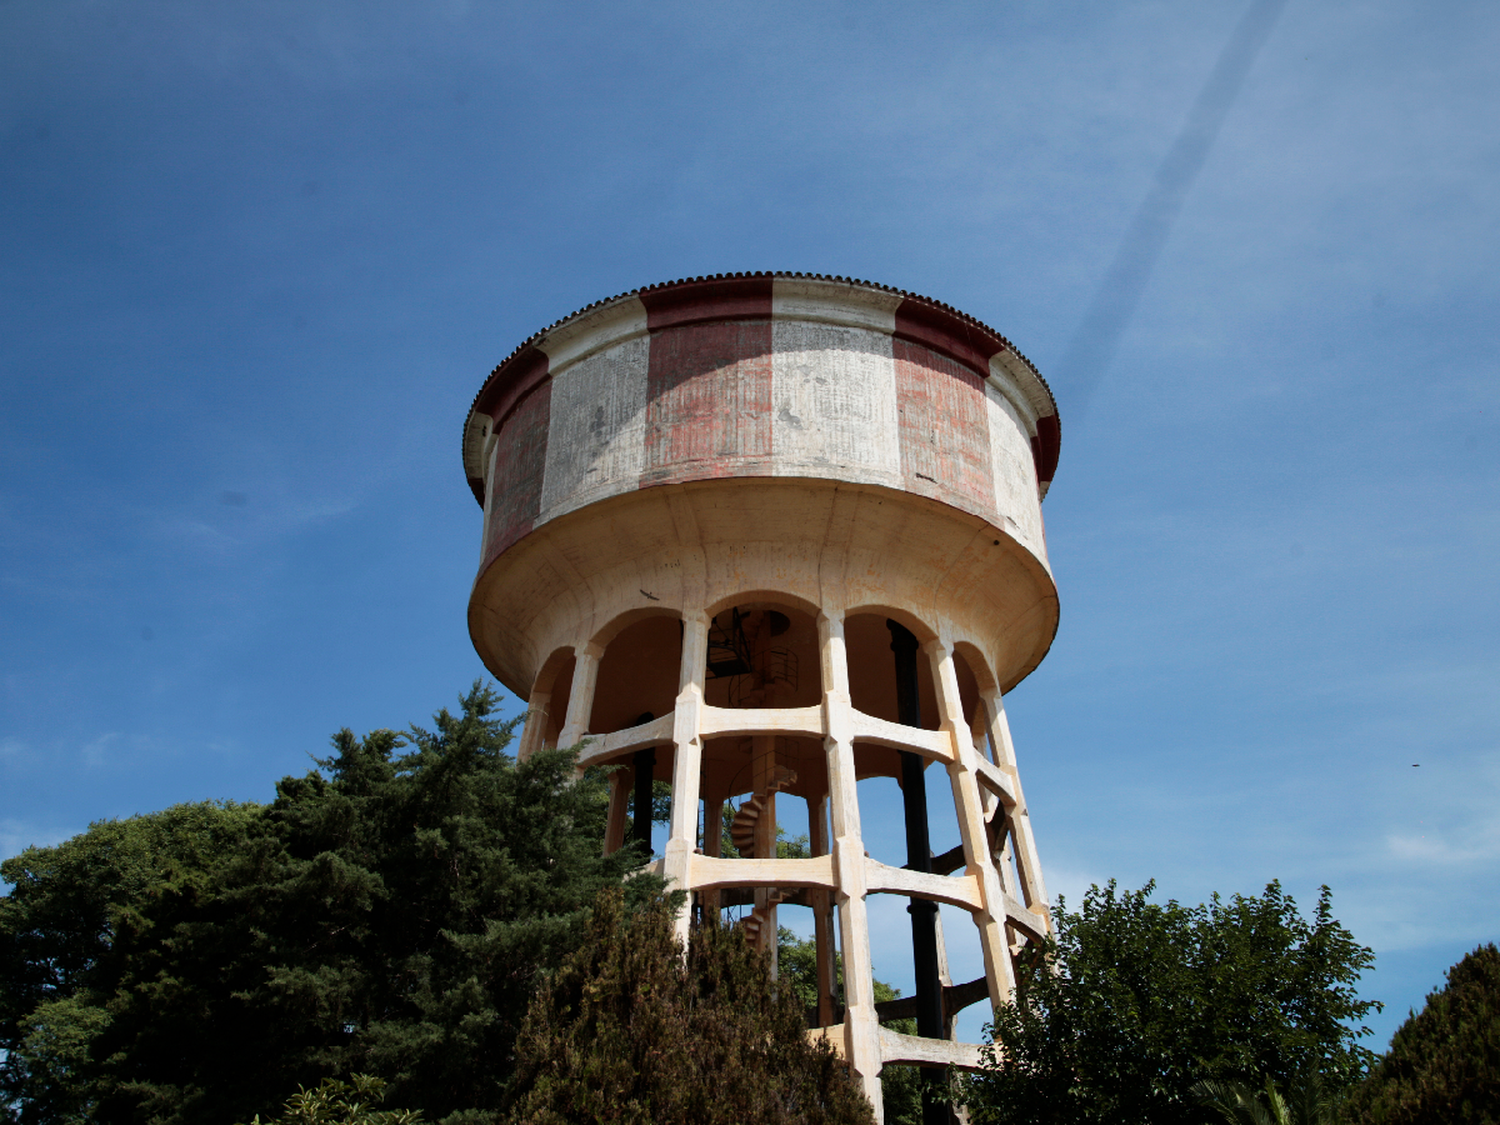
[1,684,656,1125]
[967,880,1379,1125]
[777,929,922,1125]
[1340,942,1500,1124]
[0,800,260,1125]
[504,887,874,1125]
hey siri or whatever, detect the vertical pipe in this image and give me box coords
[888,620,947,1125]
[632,747,656,850]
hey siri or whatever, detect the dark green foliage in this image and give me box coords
[969,880,1379,1125]
[0,800,261,1125]
[1341,942,1500,1124]
[776,928,921,1125]
[505,888,875,1125]
[241,1075,421,1125]
[1,684,653,1125]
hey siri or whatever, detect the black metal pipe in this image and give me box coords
[888,620,948,1125]
[632,746,655,851]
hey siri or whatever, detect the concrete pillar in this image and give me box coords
[819,609,884,1117]
[666,611,709,949]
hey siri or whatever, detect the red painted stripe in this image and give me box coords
[474,345,550,435]
[641,320,774,488]
[482,379,551,567]
[1032,414,1060,489]
[893,340,997,519]
[893,298,1006,381]
[639,276,775,332]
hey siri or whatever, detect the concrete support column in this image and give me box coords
[751,733,779,955]
[980,687,1051,922]
[818,609,884,1118]
[926,639,1019,1013]
[557,643,603,752]
[809,792,838,1028]
[604,769,630,856]
[516,690,551,763]
[666,610,709,949]
[702,794,723,919]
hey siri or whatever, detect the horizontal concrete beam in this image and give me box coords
[688,853,837,892]
[877,1027,985,1071]
[698,703,824,739]
[849,711,954,762]
[864,859,983,912]
[577,714,676,767]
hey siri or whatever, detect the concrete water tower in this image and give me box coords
[460,273,1059,1119]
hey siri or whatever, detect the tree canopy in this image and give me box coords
[1,684,655,1125]
[1341,942,1500,1124]
[968,880,1379,1125]
[504,887,873,1125]
[4,687,1398,1125]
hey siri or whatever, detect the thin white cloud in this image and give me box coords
[80,731,121,768]
[1387,817,1500,867]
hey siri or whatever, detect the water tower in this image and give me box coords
[461,273,1059,1119]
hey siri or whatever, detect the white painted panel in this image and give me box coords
[539,334,651,523]
[983,383,1047,562]
[770,321,902,487]
[772,278,902,334]
[535,295,649,372]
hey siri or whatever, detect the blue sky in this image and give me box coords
[3,0,1496,1052]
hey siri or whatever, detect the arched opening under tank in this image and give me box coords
[702,596,822,710]
[844,610,940,731]
[523,648,575,757]
[697,596,829,975]
[587,612,682,862]
[952,641,997,764]
[589,613,683,735]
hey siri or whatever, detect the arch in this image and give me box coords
[587,604,685,651]
[530,645,577,700]
[589,612,684,736]
[842,602,940,645]
[843,610,941,733]
[952,641,1006,766]
[951,640,998,694]
[702,597,822,712]
[704,587,822,622]
[521,645,576,758]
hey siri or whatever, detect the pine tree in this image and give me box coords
[505,888,875,1125]
[1341,943,1500,1124]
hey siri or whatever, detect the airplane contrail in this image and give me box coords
[1057,0,1289,420]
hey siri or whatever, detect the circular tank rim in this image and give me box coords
[460,271,1062,507]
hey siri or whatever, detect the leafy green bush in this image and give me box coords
[969,880,1379,1124]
